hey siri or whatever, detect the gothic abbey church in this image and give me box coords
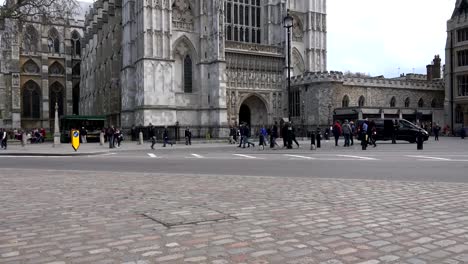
[79,0,327,135]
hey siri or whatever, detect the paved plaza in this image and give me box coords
[0,138,467,263]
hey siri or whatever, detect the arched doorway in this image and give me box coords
[238,95,268,128]
[239,104,251,125]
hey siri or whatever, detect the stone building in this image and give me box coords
[445,0,468,132]
[0,2,89,130]
[80,0,327,135]
[289,56,445,133]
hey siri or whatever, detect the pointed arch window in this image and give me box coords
[49,82,64,118]
[23,59,40,74]
[23,25,39,53]
[390,97,396,107]
[404,97,410,108]
[49,61,65,75]
[48,28,60,53]
[71,31,81,57]
[418,98,424,108]
[358,96,365,107]
[342,95,349,108]
[183,55,193,93]
[431,98,437,108]
[22,81,41,119]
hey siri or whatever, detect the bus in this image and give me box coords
[60,115,106,143]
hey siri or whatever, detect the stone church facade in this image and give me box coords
[0,2,88,130]
[80,0,327,135]
[445,0,468,131]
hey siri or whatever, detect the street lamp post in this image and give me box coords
[284,11,293,121]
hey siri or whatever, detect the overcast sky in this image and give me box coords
[6,0,456,77]
[328,0,456,77]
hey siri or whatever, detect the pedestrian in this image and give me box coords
[290,122,300,148]
[1,128,7,150]
[114,128,123,148]
[163,126,173,147]
[131,125,136,141]
[185,127,192,145]
[461,126,466,139]
[80,127,87,143]
[149,123,156,149]
[40,128,46,143]
[392,119,399,144]
[433,123,441,141]
[368,120,377,147]
[259,126,267,150]
[316,127,322,148]
[342,120,352,147]
[243,124,255,148]
[106,126,115,148]
[332,121,342,147]
[238,124,245,148]
[350,121,355,146]
[270,122,280,148]
[229,126,236,144]
[286,122,293,149]
[360,120,369,150]
[324,127,330,141]
[282,123,288,148]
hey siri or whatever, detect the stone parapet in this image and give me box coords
[291,71,445,91]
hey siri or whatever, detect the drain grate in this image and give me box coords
[141,205,236,228]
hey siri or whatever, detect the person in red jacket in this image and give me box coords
[332,121,342,147]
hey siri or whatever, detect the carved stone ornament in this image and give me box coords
[23,60,40,74]
[172,0,194,31]
[292,16,303,41]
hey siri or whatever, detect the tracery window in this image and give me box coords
[49,62,65,75]
[358,96,365,107]
[390,97,396,107]
[418,98,424,108]
[225,0,261,44]
[404,97,410,108]
[71,31,81,57]
[23,25,39,53]
[342,95,349,108]
[22,81,41,119]
[184,55,193,93]
[49,82,64,118]
[48,27,60,53]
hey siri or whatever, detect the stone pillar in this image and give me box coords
[381,109,385,119]
[11,73,21,128]
[399,110,403,119]
[53,103,61,146]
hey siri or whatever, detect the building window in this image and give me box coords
[418,98,424,108]
[71,31,81,57]
[342,95,349,107]
[48,27,60,53]
[225,0,261,44]
[458,28,468,42]
[390,97,396,107]
[456,105,464,124]
[358,96,365,107]
[289,90,301,117]
[49,82,64,118]
[23,25,39,53]
[458,75,468,96]
[404,97,410,108]
[431,98,437,108]
[49,61,65,75]
[458,50,468,67]
[22,81,41,119]
[183,55,193,93]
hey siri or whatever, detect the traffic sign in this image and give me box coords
[71,130,80,151]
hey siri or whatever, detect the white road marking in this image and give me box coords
[233,154,258,159]
[147,153,157,158]
[407,155,451,161]
[284,154,316,160]
[191,154,204,159]
[336,155,378,160]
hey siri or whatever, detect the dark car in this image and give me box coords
[357,118,429,143]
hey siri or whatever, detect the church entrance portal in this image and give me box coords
[238,95,268,128]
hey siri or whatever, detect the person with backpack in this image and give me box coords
[342,120,352,147]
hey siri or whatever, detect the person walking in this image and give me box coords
[290,123,300,148]
[368,120,377,147]
[360,120,369,150]
[1,128,7,150]
[149,123,156,149]
[270,122,280,148]
[461,125,466,139]
[433,123,441,141]
[238,124,245,148]
[342,120,352,147]
[392,119,399,144]
[106,126,115,148]
[350,121,355,146]
[282,123,288,148]
[185,127,192,145]
[163,126,173,147]
[259,126,267,150]
[80,127,87,143]
[332,121,342,147]
[243,124,255,148]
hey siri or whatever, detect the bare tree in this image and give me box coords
[0,0,80,23]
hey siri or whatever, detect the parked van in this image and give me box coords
[357,118,429,143]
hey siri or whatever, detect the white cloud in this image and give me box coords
[328,0,456,77]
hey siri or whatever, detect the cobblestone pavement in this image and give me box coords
[2,169,468,263]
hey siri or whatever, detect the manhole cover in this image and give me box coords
[142,206,235,227]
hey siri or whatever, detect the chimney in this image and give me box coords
[432,55,441,79]
[426,64,433,81]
